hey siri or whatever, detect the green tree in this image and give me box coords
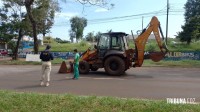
[7,40,16,56]
[0,0,28,59]
[25,0,59,54]
[69,29,75,43]
[85,32,95,42]
[54,37,62,43]
[43,36,53,44]
[177,0,200,44]
[95,31,101,42]
[35,0,60,37]
[85,31,101,42]
[0,0,59,58]
[185,0,200,22]
[24,0,38,53]
[63,0,113,43]
[69,16,87,43]
[0,23,16,42]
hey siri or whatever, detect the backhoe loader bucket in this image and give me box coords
[149,52,166,62]
[149,42,169,62]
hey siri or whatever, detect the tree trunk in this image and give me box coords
[187,41,190,45]
[43,33,46,37]
[13,29,23,60]
[25,0,38,54]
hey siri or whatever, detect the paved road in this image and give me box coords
[0,65,200,101]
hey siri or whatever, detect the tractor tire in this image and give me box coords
[79,61,90,74]
[90,66,99,71]
[104,56,125,75]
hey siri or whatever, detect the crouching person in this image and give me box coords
[40,45,54,87]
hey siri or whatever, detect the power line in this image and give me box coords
[53,12,183,26]
[53,7,185,26]
[87,10,167,23]
[88,10,166,22]
[88,14,167,25]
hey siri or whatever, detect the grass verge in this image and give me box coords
[0,58,64,65]
[39,42,91,52]
[0,58,200,68]
[1,58,200,68]
[143,60,200,67]
[0,90,199,112]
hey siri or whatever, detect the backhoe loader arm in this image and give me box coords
[134,16,168,67]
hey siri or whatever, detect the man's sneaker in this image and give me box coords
[40,81,44,86]
[46,82,50,87]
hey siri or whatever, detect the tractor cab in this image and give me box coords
[97,32,129,58]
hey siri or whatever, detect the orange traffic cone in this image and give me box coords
[58,61,73,73]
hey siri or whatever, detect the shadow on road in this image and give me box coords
[80,71,153,79]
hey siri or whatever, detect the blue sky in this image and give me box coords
[50,0,187,40]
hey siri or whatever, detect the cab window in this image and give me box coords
[98,35,110,49]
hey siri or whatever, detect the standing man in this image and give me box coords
[73,49,80,80]
[40,45,54,87]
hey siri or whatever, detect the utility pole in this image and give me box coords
[166,0,169,45]
[142,16,144,30]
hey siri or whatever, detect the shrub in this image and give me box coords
[79,41,88,47]
[146,43,156,52]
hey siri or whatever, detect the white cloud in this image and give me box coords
[54,12,79,26]
[95,8,109,12]
[55,12,79,19]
